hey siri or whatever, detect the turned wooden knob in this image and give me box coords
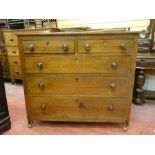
[15,70,19,74]
[63,43,68,52]
[120,43,126,50]
[39,82,45,89]
[85,44,90,51]
[28,44,34,51]
[110,83,116,89]
[40,103,46,111]
[10,38,14,41]
[37,62,43,69]
[111,62,117,69]
[108,104,114,111]
[12,50,16,54]
[13,60,17,64]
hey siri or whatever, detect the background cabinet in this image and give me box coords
[0,59,11,130]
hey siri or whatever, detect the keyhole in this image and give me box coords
[79,102,85,109]
[46,42,50,46]
[75,57,78,63]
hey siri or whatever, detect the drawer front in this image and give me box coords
[3,32,18,46]
[78,39,134,54]
[6,47,19,56]
[27,76,129,97]
[8,57,22,78]
[25,55,131,74]
[22,40,75,54]
[29,97,128,122]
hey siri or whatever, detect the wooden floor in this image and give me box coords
[1,81,155,135]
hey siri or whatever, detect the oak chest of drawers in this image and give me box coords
[18,31,138,130]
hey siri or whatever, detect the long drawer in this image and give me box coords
[26,75,129,97]
[24,55,131,74]
[29,96,128,122]
[23,40,75,54]
[78,39,134,54]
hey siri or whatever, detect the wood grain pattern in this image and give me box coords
[29,96,128,122]
[23,40,75,54]
[27,75,129,97]
[24,55,131,74]
[78,39,134,54]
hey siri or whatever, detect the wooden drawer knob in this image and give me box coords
[120,43,126,50]
[39,82,45,89]
[40,103,46,111]
[10,38,14,42]
[85,44,90,52]
[37,62,43,69]
[12,50,16,54]
[13,60,17,64]
[15,70,19,74]
[108,104,114,111]
[63,43,68,52]
[111,62,117,69]
[110,83,116,89]
[28,44,34,51]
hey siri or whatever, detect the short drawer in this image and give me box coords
[3,32,18,46]
[6,47,19,56]
[22,40,75,54]
[29,96,128,122]
[27,75,129,97]
[24,55,131,74]
[8,57,22,78]
[78,39,134,54]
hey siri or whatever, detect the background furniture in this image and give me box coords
[0,59,11,130]
[0,44,10,79]
[18,31,138,130]
[0,19,58,30]
[133,19,155,105]
[133,53,155,104]
[0,30,10,79]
